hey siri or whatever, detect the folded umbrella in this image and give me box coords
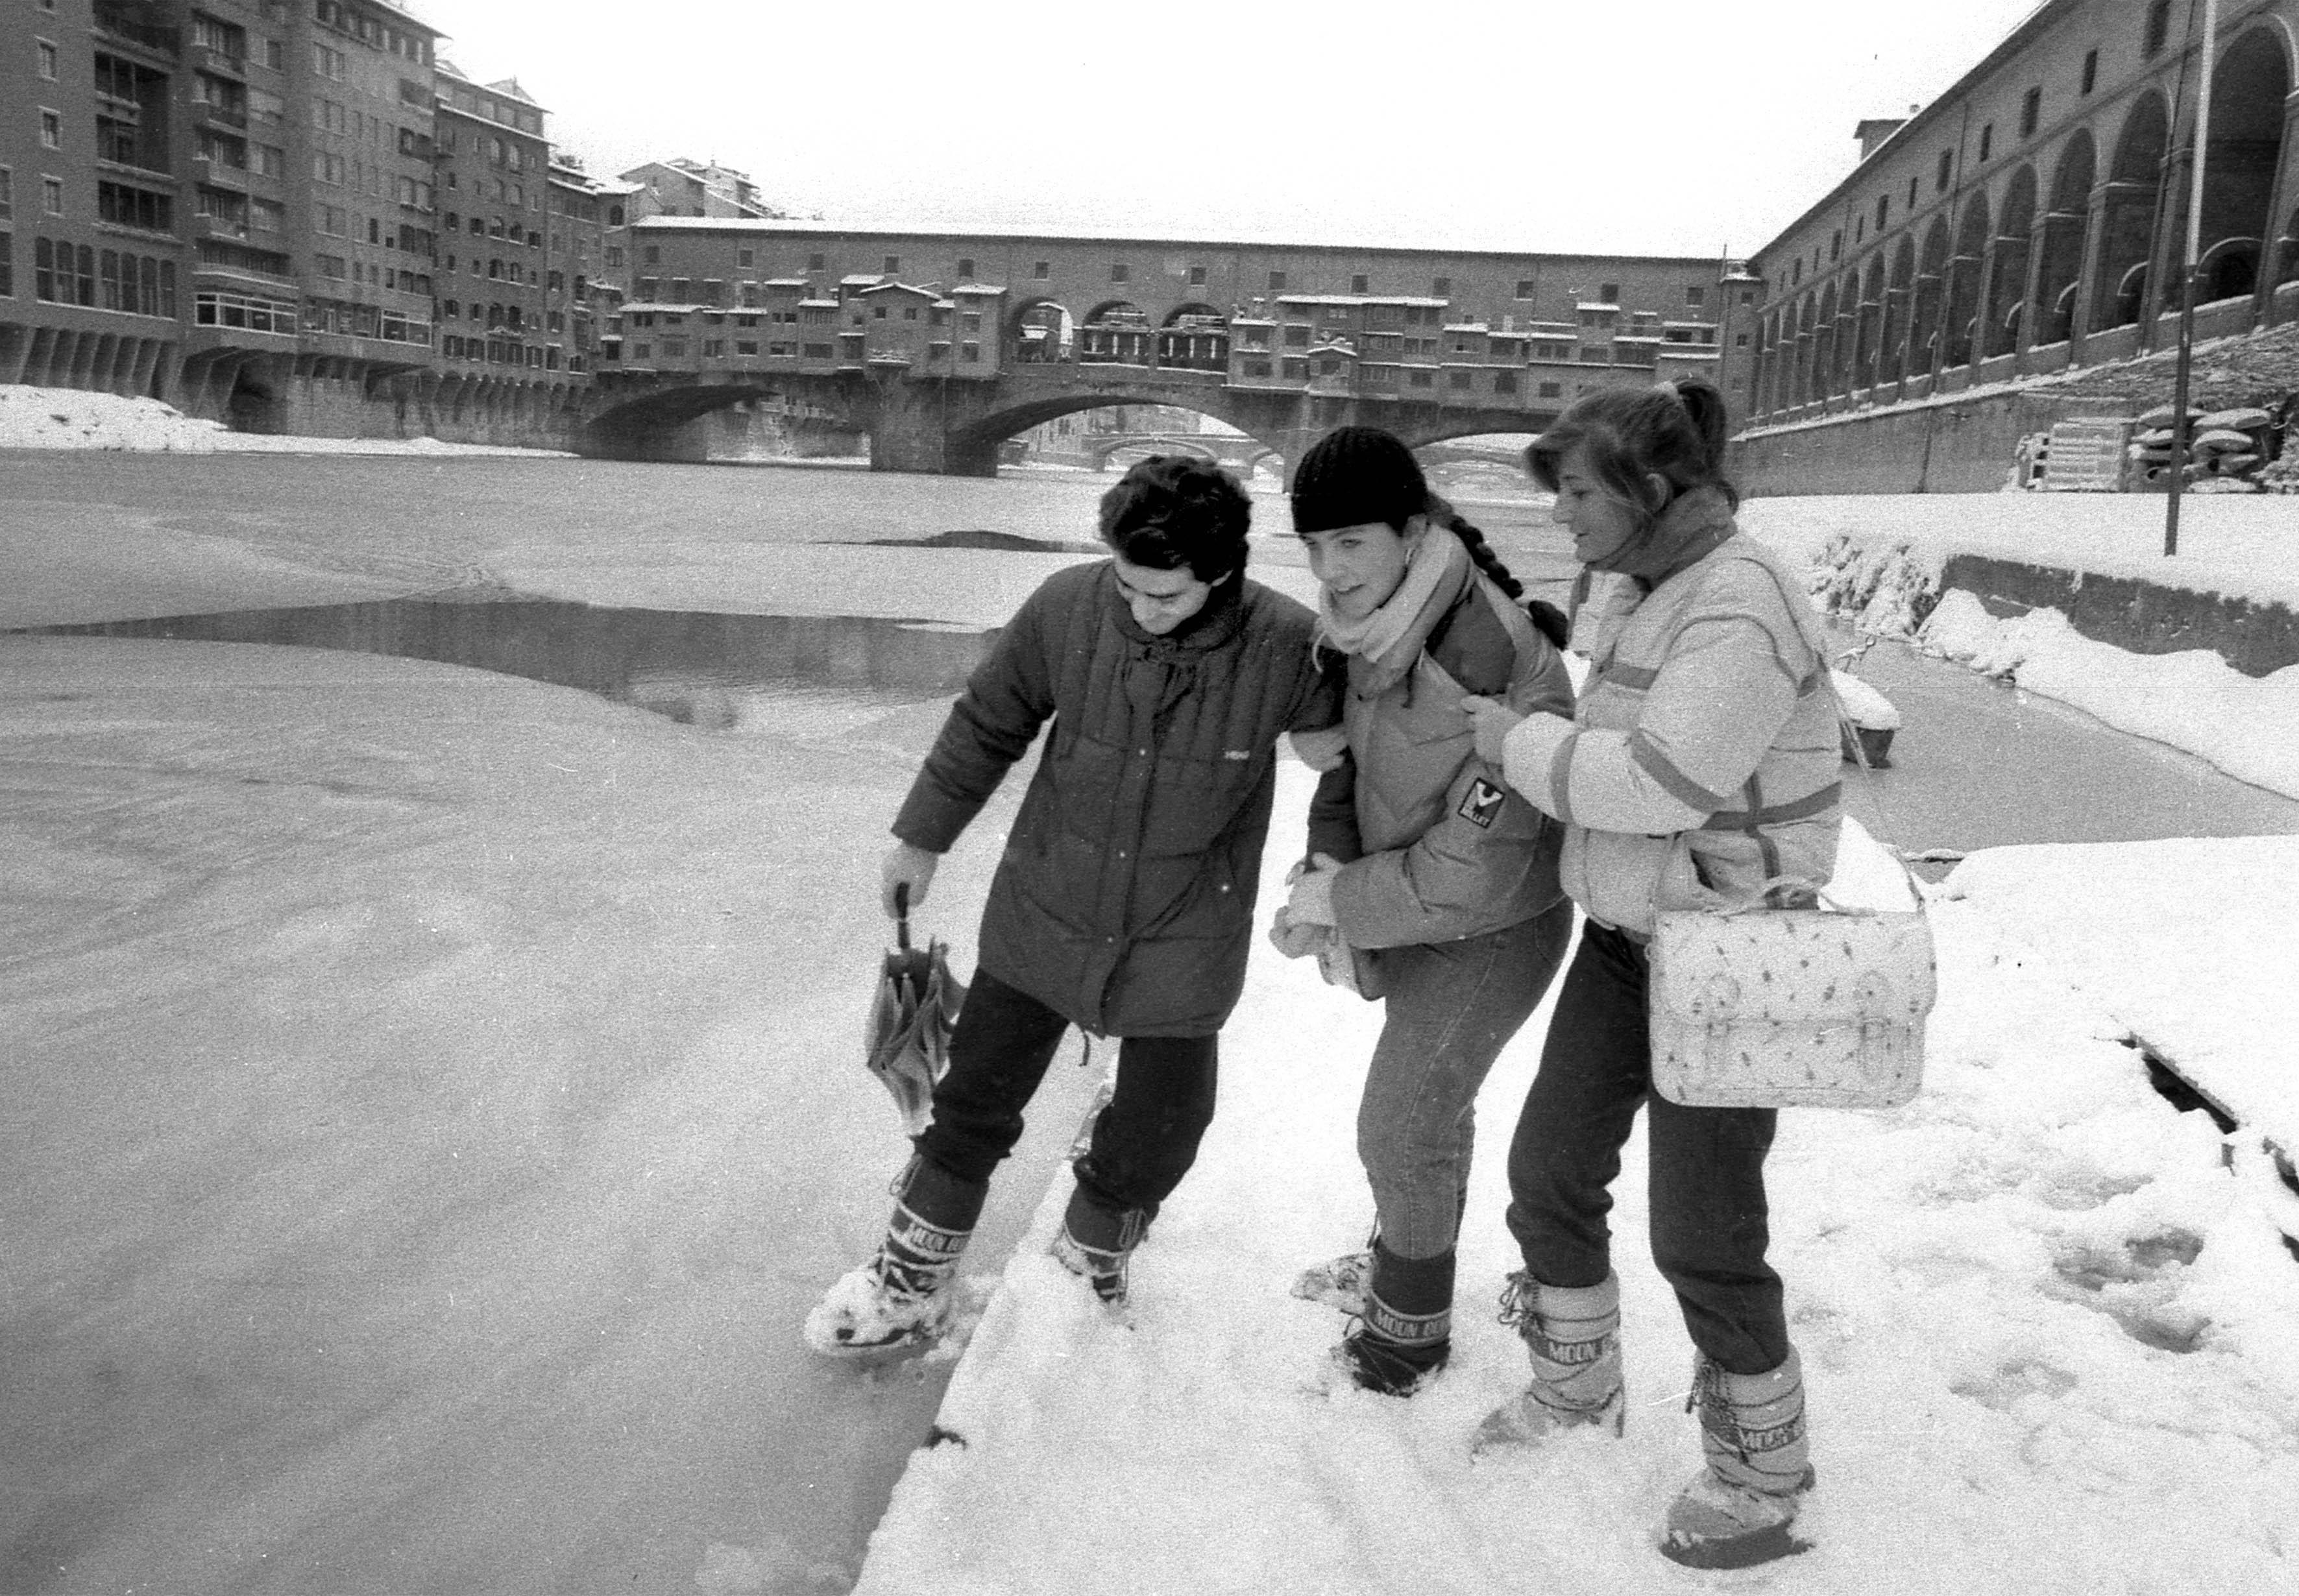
[864,882,965,1137]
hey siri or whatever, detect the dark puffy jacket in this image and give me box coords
[894,560,1341,1037]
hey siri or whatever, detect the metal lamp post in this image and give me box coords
[2165,0,2220,558]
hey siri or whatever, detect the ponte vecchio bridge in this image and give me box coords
[581,222,1760,475]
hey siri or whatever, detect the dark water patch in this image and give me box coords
[846,529,1103,555]
[20,599,995,720]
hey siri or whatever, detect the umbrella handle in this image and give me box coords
[894,881,912,950]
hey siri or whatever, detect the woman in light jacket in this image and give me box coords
[1463,376,1838,1572]
[1273,426,1575,1396]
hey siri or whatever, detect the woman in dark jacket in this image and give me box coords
[807,455,1344,1359]
[1272,427,1576,1395]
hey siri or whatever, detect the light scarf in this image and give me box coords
[1315,527,1472,688]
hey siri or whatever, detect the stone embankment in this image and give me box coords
[1809,530,2299,679]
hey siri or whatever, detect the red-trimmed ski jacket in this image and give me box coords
[894,559,1342,1037]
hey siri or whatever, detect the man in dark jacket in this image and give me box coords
[806,455,1345,1359]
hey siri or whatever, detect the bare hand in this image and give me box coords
[1461,695,1526,768]
[882,841,940,919]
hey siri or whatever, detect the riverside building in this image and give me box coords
[1742,0,2299,489]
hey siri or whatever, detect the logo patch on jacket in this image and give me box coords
[1224,749,1250,761]
[1458,777,1505,829]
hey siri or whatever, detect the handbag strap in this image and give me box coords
[1716,550,1920,869]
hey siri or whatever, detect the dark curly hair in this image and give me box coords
[1097,454,1252,583]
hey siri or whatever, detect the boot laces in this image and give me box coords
[1495,1270,1536,1329]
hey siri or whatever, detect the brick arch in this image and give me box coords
[1878,234,1918,385]
[1852,253,1888,388]
[2193,25,2293,303]
[1908,218,1953,378]
[1812,282,1840,402]
[2034,132,2096,346]
[1945,192,1991,367]
[2095,91,2170,330]
[1986,163,2039,357]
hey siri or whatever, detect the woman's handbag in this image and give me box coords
[1647,866,1935,1111]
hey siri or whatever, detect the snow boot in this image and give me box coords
[1658,1349,1814,1570]
[1050,1180,1149,1306]
[1333,1243,1452,1396]
[803,1154,987,1360]
[1472,1271,1624,1454]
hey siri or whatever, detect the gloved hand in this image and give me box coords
[1285,851,1344,928]
[1461,694,1528,768]
[881,841,940,919]
[1267,905,1328,960]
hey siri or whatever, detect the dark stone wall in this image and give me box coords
[1731,391,2109,496]
[1944,553,2299,678]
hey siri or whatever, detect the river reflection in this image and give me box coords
[31,598,995,726]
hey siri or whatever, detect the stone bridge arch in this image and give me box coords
[943,378,1292,481]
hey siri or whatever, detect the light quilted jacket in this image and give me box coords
[1498,519,1840,937]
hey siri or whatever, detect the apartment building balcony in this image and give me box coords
[190,100,249,132]
[93,0,180,56]
[199,47,247,80]
[191,155,251,191]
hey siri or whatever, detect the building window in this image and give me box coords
[42,176,64,215]
[1686,285,1705,306]
[1875,195,1889,229]
[2080,49,2098,95]
[1908,175,1919,208]
[960,341,979,361]
[1492,370,1517,394]
[1936,150,1952,191]
[1187,265,1206,286]
[40,110,62,151]
[2019,86,2041,138]
[956,256,975,278]
[1538,381,1563,398]
[1269,271,1286,291]
[1350,274,1369,294]
[737,248,755,269]
[1831,230,1842,261]
[36,39,58,79]
[1110,262,1128,283]
[1431,276,1451,296]
[2145,2,2171,58]
[1514,279,1535,298]
[883,254,900,272]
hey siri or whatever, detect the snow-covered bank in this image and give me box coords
[0,383,568,457]
[1738,496,2299,806]
[855,770,2299,1596]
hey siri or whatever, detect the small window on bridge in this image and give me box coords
[1514,280,1535,298]
[884,255,901,272]
[1351,274,1368,293]
[1269,271,1286,291]
[1034,260,1050,278]
[1188,265,1206,286]
[809,253,825,271]
[1110,263,1129,283]
[960,341,979,360]
[1432,276,1450,296]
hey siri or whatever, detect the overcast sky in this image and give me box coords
[424,0,2051,257]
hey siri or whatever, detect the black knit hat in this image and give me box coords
[1289,426,1428,536]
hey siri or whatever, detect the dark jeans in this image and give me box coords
[1503,919,1790,1375]
[916,966,1218,1220]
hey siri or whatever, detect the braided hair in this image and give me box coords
[1291,426,1569,649]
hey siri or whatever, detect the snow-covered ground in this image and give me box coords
[0,383,568,457]
[5,396,2298,1593]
